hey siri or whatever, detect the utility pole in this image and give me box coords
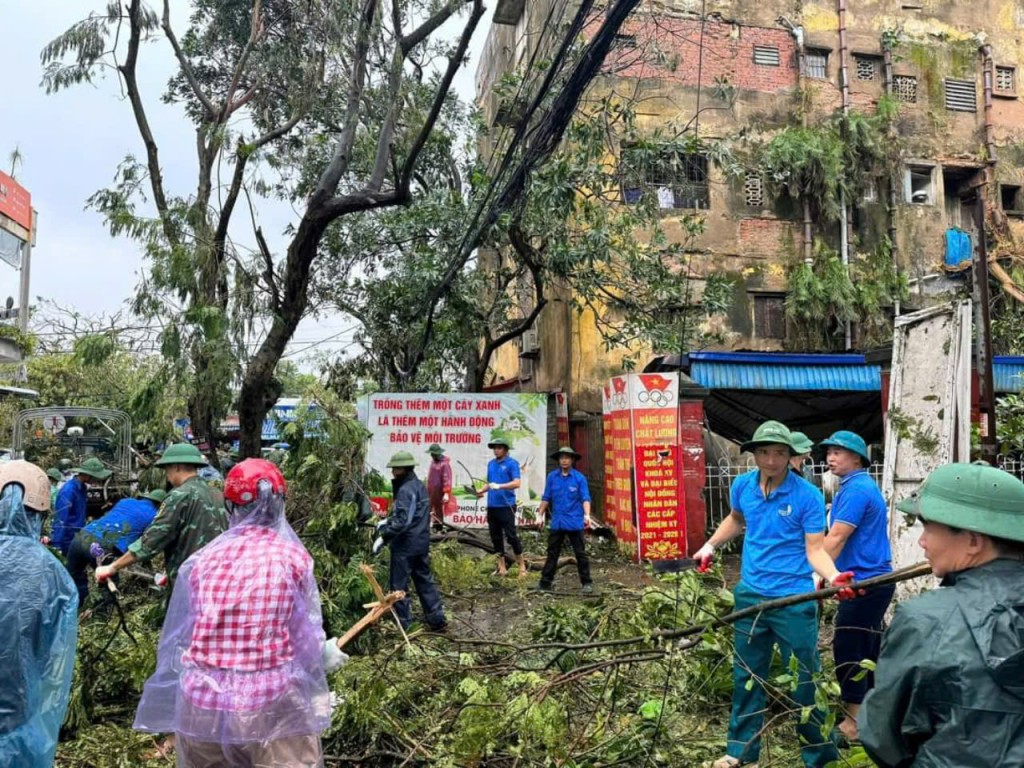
[974,193,998,465]
[17,211,35,333]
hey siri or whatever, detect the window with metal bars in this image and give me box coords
[752,294,787,340]
[806,49,828,79]
[996,66,1016,94]
[854,55,880,81]
[753,46,780,67]
[892,75,917,102]
[945,78,977,112]
[621,148,710,210]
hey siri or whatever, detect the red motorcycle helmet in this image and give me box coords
[224,458,286,505]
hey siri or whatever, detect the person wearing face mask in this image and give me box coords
[0,461,78,768]
[858,462,1024,768]
[694,421,853,768]
[818,431,892,744]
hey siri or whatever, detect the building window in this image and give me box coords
[621,148,710,210]
[612,33,638,51]
[996,65,1016,95]
[855,55,881,81]
[744,172,764,208]
[892,74,918,103]
[904,165,935,205]
[753,293,787,340]
[753,45,780,67]
[945,78,977,112]
[806,49,828,79]
[1001,184,1023,213]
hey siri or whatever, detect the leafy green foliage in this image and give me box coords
[786,240,907,351]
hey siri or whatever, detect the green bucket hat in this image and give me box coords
[154,443,209,467]
[819,430,870,466]
[487,437,511,449]
[740,421,798,455]
[897,462,1024,543]
[71,456,113,480]
[386,451,418,468]
[141,488,167,504]
[426,443,445,456]
[46,468,62,482]
[550,445,581,460]
[789,432,815,456]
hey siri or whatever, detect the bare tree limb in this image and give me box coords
[120,0,177,247]
[161,0,218,120]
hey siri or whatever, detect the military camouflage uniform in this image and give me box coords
[128,475,228,586]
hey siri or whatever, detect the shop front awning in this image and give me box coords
[645,352,884,445]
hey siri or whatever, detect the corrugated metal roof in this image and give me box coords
[690,352,867,366]
[690,359,882,391]
[994,358,1024,393]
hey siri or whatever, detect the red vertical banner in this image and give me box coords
[631,374,686,561]
[555,391,570,446]
[601,384,616,533]
[678,400,707,556]
[607,376,634,546]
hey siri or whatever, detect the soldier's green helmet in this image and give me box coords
[155,443,209,467]
[386,451,418,468]
[740,421,799,456]
[897,462,1024,543]
[789,431,815,456]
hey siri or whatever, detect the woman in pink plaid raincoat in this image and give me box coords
[134,459,348,767]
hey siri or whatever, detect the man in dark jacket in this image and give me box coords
[375,451,447,631]
[859,462,1024,767]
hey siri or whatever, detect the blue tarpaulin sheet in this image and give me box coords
[944,228,972,273]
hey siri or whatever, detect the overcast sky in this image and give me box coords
[0,1,492,365]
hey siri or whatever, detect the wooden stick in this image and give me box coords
[360,563,411,648]
[336,590,406,649]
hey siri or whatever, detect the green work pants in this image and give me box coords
[726,581,839,767]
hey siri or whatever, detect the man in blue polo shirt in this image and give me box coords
[65,489,165,607]
[535,446,592,594]
[476,437,525,578]
[52,457,112,555]
[694,421,853,768]
[820,430,893,744]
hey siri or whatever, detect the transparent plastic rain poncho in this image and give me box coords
[134,482,331,747]
[0,485,79,768]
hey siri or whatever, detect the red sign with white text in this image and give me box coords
[0,171,31,233]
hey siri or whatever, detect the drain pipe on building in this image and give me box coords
[837,0,852,349]
[882,42,901,317]
[777,16,814,266]
[977,43,999,463]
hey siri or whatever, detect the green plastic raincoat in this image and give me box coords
[859,558,1024,767]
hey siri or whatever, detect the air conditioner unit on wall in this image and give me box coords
[520,327,540,357]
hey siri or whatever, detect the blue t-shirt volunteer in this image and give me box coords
[83,498,160,554]
[542,468,591,530]
[731,468,826,597]
[829,469,892,579]
[52,477,89,555]
[486,456,521,507]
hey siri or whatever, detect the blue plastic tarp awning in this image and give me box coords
[687,352,882,392]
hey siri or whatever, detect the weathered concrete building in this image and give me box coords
[477,0,1024,413]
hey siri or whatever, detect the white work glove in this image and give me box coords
[442,493,449,503]
[322,639,350,674]
[95,564,117,584]
[693,542,715,573]
[487,482,501,491]
[372,536,385,555]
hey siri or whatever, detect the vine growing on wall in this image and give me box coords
[785,239,907,352]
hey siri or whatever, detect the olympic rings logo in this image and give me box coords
[637,389,673,407]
